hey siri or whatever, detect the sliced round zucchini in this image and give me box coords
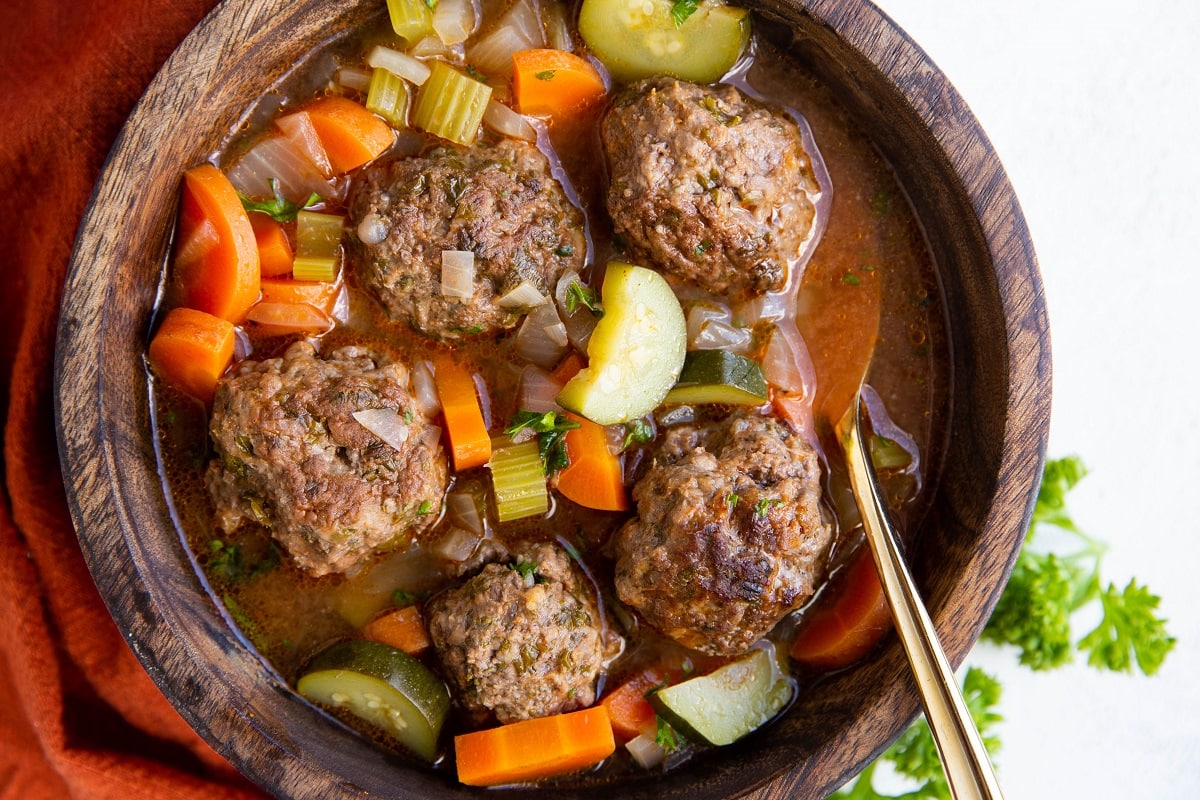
[664,349,768,406]
[557,262,686,425]
[648,647,793,746]
[297,639,450,761]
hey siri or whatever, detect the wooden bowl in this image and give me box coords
[54,0,1051,797]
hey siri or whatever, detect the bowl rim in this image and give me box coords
[54,0,1051,798]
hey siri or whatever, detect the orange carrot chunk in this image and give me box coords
[299,96,395,174]
[512,49,606,119]
[789,546,893,670]
[555,413,628,511]
[362,605,432,656]
[147,307,236,403]
[600,666,680,741]
[455,706,616,786]
[259,276,341,315]
[174,164,261,323]
[550,351,586,386]
[434,357,492,471]
[250,213,294,277]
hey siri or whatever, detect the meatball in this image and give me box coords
[602,78,821,297]
[613,410,832,656]
[206,341,449,577]
[348,139,586,341]
[426,542,616,724]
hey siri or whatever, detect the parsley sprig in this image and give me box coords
[836,456,1175,798]
[670,0,701,26]
[505,410,580,475]
[239,178,320,223]
[565,280,604,317]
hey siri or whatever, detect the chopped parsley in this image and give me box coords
[670,0,701,26]
[416,499,434,515]
[509,560,541,582]
[565,280,604,317]
[391,589,421,607]
[753,497,782,517]
[238,178,320,223]
[505,410,581,475]
[842,271,863,286]
[726,492,740,509]
[622,418,655,450]
[655,716,682,752]
[535,69,557,81]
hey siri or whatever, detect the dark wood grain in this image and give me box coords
[54,0,1051,798]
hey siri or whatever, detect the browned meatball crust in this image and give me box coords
[206,341,448,577]
[426,542,616,724]
[613,410,832,655]
[602,78,821,297]
[347,139,586,341]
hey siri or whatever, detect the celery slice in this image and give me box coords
[412,61,492,146]
[488,439,549,522]
[292,256,339,282]
[366,67,411,128]
[386,0,435,43]
[294,210,343,282]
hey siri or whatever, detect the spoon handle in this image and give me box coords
[840,403,1005,800]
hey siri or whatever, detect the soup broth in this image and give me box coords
[150,0,948,782]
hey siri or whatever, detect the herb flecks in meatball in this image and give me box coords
[347,139,587,341]
[206,341,449,577]
[602,78,821,297]
[426,542,616,724]
[614,410,832,656]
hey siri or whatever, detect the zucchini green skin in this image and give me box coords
[648,647,793,746]
[577,0,751,84]
[664,349,768,406]
[298,639,451,761]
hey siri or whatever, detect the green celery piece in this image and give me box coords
[366,67,411,128]
[487,439,548,522]
[412,61,492,146]
[386,0,435,42]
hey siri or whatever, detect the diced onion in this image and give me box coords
[554,270,599,350]
[466,0,545,74]
[406,34,465,60]
[366,44,432,85]
[515,302,569,369]
[762,324,814,394]
[356,212,389,245]
[411,360,440,417]
[735,291,791,325]
[626,734,667,770]
[496,279,547,309]
[483,99,537,142]
[225,135,339,204]
[336,67,373,92]
[693,320,753,353]
[352,408,412,451]
[421,424,444,451]
[275,110,333,176]
[429,526,482,562]
[440,250,476,299]
[432,0,475,45]
[686,302,731,343]
[542,0,574,52]
[445,491,486,536]
[516,365,564,413]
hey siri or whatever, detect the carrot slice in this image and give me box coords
[362,605,432,656]
[259,276,341,315]
[600,665,682,741]
[147,307,236,403]
[250,214,294,277]
[433,358,492,471]
[455,706,616,786]
[550,351,585,385]
[243,301,333,336]
[174,164,261,323]
[555,413,627,511]
[789,546,893,670]
[298,96,395,174]
[512,49,606,119]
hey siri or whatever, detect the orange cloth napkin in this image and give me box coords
[0,1,267,796]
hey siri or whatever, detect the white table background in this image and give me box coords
[870,0,1200,795]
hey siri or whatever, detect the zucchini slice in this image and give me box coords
[298,639,451,761]
[648,647,793,746]
[664,349,768,406]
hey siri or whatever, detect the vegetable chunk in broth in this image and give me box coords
[146,0,949,785]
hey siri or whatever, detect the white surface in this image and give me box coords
[873,0,1200,796]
